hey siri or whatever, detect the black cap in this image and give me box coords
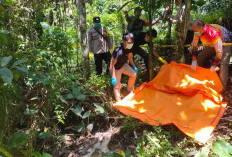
[134,7,142,12]
[93,17,101,23]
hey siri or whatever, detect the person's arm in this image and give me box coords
[124,11,130,22]
[128,53,135,67]
[214,39,223,62]
[128,52,138,73]
[191,37,200,60]
[110,58,117,78]
[152,16,163,25]
[190,36,200,70]
[210,38,222,72]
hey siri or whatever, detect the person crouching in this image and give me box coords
[110,33,138,101]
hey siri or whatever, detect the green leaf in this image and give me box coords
[70,105,83,117]
[56,94,68,105]
[82,110,91,119]
[7,132,28,148]
[13,58,28,66]
[24,109,38,115]
[0,30,10,35]
[40,22,51,30]
[1,56,12,67]
[94,103,104,114]
[15,66,28,73]
[195,146,210,157]
[102,152,123,157]
[41,153,51,157]
[63,93,75,99]
[74,124,84,132]
[77,94,86,101]
[0,147,13,157]
[87,124,93,132]
[72,87,81,97]
[38,132,51,139]
[0,67,13,83]
[32,152,41,157]
[196,0,206,6]
[213,140,232,157]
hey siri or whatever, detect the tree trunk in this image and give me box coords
[148,1,154,80]
[119,0,125,34]
[166,0,174,44]
[173,0,191,62]
[77,0,90,77]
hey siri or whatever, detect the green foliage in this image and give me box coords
[194,146,210,157]
[94,103,105,114]
[0,147,13,157]
[212,140,232,157]
[7,132,28,148]
[38,132,51,139]
[0,55,28,83]
[122,116,140,132]
[32,152,51,157]
[135,127,186,156]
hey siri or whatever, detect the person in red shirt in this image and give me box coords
[191,19,231,90]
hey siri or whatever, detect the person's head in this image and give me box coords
[175,0,184,6]
[134,7,142,17]
[93,16,101,27]
[122,32,134,49]
[192,20,206,36]
[145,29,157,42]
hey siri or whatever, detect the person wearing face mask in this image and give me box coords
[110,33,137,101]
[131,29,167,73]
[190,19,232,90]
[88,16,113,76]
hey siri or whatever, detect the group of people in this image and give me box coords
[87,7,232,101]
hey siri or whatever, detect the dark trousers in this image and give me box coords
[184,30,194,65]
[94,52,112,76]
[132,46,149,72]
[197,46,231,88]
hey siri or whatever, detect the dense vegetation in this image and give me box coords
[0,0,232,156]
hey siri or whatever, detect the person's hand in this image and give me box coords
[191,60,197,70]
[134,66,138,74]
[158,57,168,64]
[110,48,113,54]
[111,78,117,85]
[210,65,220,72]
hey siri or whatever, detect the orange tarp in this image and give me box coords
[113,62,227,143]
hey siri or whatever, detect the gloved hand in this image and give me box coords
[158,57,168,64]
[111,77,117,85]
[191,60,197,70]
[134,66,138,74]
[110,48,113,54]
[210,65,220,72]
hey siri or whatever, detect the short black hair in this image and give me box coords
[122,32,134,41]
[146,29,157,38]
[134,7,142,13]
[193,19,205,28]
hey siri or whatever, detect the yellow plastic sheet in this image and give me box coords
[114,62,227,143]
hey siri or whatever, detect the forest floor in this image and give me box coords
[55,63,232,157]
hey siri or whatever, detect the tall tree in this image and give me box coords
[166,0,174,44]
[173,0,191,62]
[76,0,90,77]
